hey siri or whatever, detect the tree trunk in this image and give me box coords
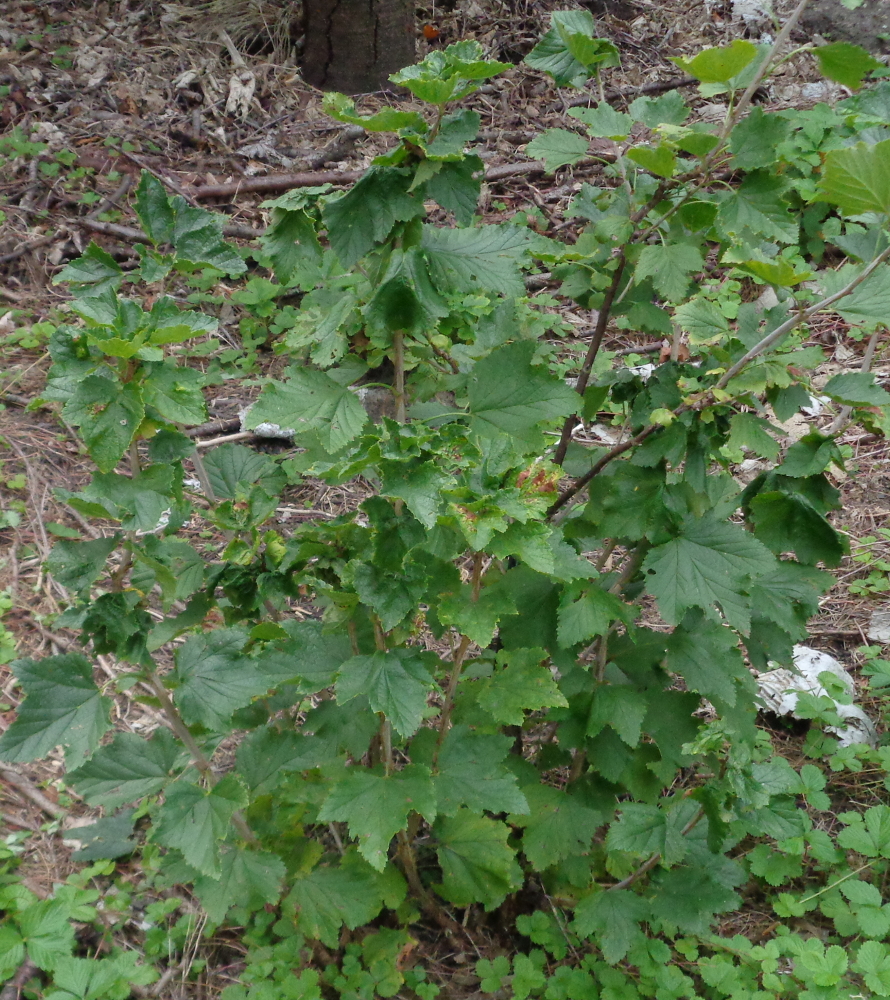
[302,0,416,95]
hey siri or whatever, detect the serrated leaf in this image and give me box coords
[171,629,271,729]
[45,536,117,594]
[855,941,890,996]
[557,585,631,647]
[53,241,123,290]
[259,208,322,285]
[818,139,890,216]
[0,654,112,769]
[286,863,386,948]
[838,805,890,857]
[434,725,528,816]
[666,609,750,706]
[63,375,144,474]
[671,39,758,84]
[467,341,578,444]
[379,460,451,528]
[524,10,618,87]
[572,890,648,963]
[643,515,777,632]
[823,371,890,406]
[67,728,186,809]
[729,107,794,170]
[69,808,138,861]
[628,92,690,127]
[200,443,282,500]
[749,492,845,566]
[153,774,248,876]
[142,362,207,425]
[568,104,633,140]
[587,685,648,746]
[509,784,600,870]
[336,650,435,738]
[526,129,589,172]
[192,846,285,923]
[673,295,730,344]
[16,900,76,971]
[323,92,427,133]
[235,726,338,795]
[421,224,537,298]
[606,800,693,865]
[816,42,882,90]
[649,863,741,932]
[626,143,677,179]
[134,172,175,245]
[434,810,522,910]
[318,765,436,871]
[635,244,703,302]
[424,156,483,226]
[475,647,568,725]
[245,369,367,453]
[323,167,422,267]
[717,171,797,245]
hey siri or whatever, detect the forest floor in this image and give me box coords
[2,0,890,996]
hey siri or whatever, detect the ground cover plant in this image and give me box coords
[4,2,890,998]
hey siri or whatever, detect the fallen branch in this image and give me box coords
[0,764,66,820]
[562,74,698,110]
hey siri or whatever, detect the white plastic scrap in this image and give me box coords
[755,645,877,747]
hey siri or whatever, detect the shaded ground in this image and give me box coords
[2,0,890,995]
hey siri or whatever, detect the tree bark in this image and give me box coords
[302,0,416,95]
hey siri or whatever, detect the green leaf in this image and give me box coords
[201,443,282,500]
[816,42,882,90]
[643,515,777,632]
[606,801,692,865]
[257,619,353,692]
[285,862,386,948]
[390,40,510,104]
[323,167,423,267]
[142,362,207,425]
[730,108,793,171]
[557,585,631,647]
[434,810,522,910]
[45,536,117,594]
[0,654,112,769]
[823,371,890,406]
[628,92,690,127]
[191,846,285,923]
[366,247,449,335]
[649,863,741,933]
[245,369,367,454]
[63,375,144,474]
[837,805,890,857]
[235,727,337,795]
[748,843,803,886]
[16,899,76,971]
[379,460,451,528]
[671,39,759,84]
[424,156,483,226]
[635,244,703,302]
[509,784,600,870]
[667,610,750,706]
[467,341,578,444]
[259,208,322,285]
[626,143,677,178]
[421,224,537,298]
[526,129,589,172]
[433,725,528,816]
[425,109,481,157]
[171,629,271,729]
[855,941,890,996]
[833,264,890,328]
[437,578,517,646]
[69,808,137,861]
[583,463,669,541]
[53,242,123,291]
[322,92,427,133]
[67,728,186,809]
[475,647,568,726]
[525,10,618,87]
[587,685,648,746]
[673,295,730,344]
[153,774,248,876]
[717,171,797,245]
[134,171,175,245]
[572,890,648,963]
[336,650,436,739]
[749,492,846,566]
[734,257,812,287]
[568,104,633,140]
[318,765,437,871]
[819,139,890,216]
